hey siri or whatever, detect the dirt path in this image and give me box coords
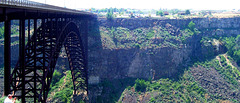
[223,54,235,69]
[223,54,240,82]
[216,56,222,67]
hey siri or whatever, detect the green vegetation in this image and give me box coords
[198,55,240,87]
[134,79,148,92]
[192,54,240,102]
[185,10,191,15]
[120,72,219,102]
[0,26,4,39]
[187,21,195,31]
[107,10,114,20]
[180,21,199,42]
[51,71,62,87]
[99,21,240,102]
[91,7,218,19]
[48,70,74,103]
[100,21,199,49]
[53,88,73,103]
[156,10,164,16]
[222,35,240,65]
[90,78,136,103]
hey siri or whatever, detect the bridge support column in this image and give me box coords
[33,19,37,103]
[19,19,26,103]
[4,8,11,96]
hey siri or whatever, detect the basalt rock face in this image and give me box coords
[88,18,236,83]
[99,18,240,32]
[99,17,240,39]
[88,36,226,82]
[89,47,191,80]
[0,36,20,66]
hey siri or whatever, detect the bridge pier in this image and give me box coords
[4,7,11,96]
[33,18,37,103]
[19,19,26,103]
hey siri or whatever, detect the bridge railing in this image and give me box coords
[0,0,92,15]
[0,0,45,7]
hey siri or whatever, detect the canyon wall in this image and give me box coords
[88,17,240,84]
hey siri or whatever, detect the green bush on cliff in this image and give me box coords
[222,35,240,65]
[200,55,240,87]
[48,70,74,102]
[146,30,154,40]
[0,26,4,39]
[121,76,211,103]
[134,79,148,92]
[51,70,62,87]
[188,21,195,31]
[107,11,113,20]
[53,88,73,103]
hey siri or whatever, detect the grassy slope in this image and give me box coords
[118,53,240,103]
[117,35,240,102]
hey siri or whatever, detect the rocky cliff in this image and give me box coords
[99,17,240,34]
[88,17,240,102]
[88,18,235,84]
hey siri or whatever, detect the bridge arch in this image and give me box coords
[10,19,88,102]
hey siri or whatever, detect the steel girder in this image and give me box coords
[9,18,88,103]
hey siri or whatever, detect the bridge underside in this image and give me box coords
[0,3,92,102]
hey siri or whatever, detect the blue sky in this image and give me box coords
[31,0,240,10]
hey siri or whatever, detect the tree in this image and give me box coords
[51,71,62,87]
[106,9,113,20]
[169,9,180,15]
[185,10,191,15]
[188,21,195,31]
[156,11,164,16]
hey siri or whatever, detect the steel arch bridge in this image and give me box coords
[0,0,96,102]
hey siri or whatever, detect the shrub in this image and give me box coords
[0,26,4,39]
[149,97,156,103]
[146,30,154,40]
[185,10,191,15]
[51,70,62,87]
[107,11,113,20]
[156,11,164,16]
[134,79,148,92]
[134,43,141,49]
[0,97,5,103]
[53,88,73,103]
[188,21,195,31]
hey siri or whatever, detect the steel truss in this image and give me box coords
[9,18,88,103]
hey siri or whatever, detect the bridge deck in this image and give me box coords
[0,0,96,21]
